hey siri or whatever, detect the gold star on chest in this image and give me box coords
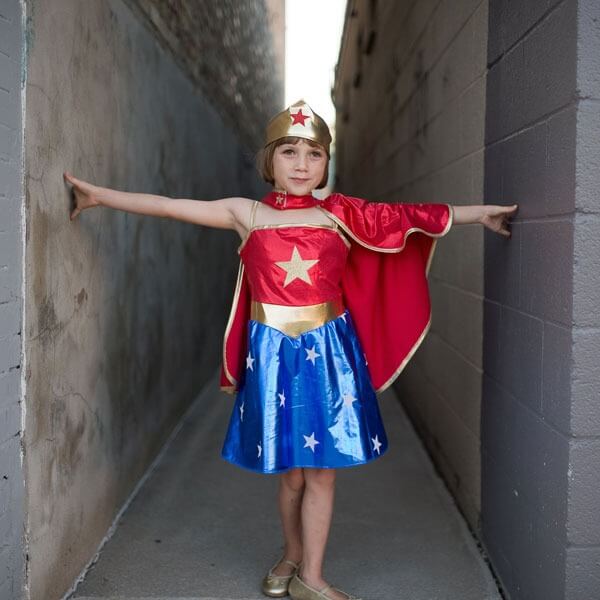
[275,246,319,287]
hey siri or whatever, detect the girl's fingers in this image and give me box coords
[66,173,83,221]
[482,205,516,237]
[494,223,510,237]
[495,204,517,216]
[64,172,84,188]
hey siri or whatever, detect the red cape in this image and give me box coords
[220,193,453,395]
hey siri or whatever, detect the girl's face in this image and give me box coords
[272,139,328,196]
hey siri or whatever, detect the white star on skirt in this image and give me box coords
[239,401,245,421]
[371,434,382,454]
[303,432,320,452]
[246,352,255,371]
[342,393,357,407]
[257,442,262,458]
[305,346,321,365]
[278,391,286,407]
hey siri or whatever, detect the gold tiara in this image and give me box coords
[264,99,332,154]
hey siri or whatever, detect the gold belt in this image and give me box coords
[251,298,345,337]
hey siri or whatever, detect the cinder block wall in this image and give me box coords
[22,1,282,599]
[0,2,24,597]
[334,0,488,530]
[568,5,600,596]
[482,1,600,598]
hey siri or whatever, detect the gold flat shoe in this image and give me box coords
[288,573,362,600]
[261,557,301,597]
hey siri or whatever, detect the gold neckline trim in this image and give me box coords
[237,223,351,253]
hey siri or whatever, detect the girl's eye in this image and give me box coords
[283,148,295,154]
[311,152,323,158]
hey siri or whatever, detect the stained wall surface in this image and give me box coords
[22,1,280,598]
[334,0,487,530]
[0,0,25,597]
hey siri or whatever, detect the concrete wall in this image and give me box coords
[333,0,487,531]
[0,1,25,597]
[482,0,600,598]
[124,0,284,150]
[22,1,280,598]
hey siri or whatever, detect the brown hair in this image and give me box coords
[256,136,330,189]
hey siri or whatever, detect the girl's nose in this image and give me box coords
[295,154,308,170]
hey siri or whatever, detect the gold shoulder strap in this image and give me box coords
[250,199,259,229]
[319,205,338,230]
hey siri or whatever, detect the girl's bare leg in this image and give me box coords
[272,468,305,576]
[298,468,348,600]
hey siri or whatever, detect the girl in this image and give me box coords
[65,99,517,600]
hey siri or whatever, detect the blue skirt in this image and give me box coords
[221,309,388,474]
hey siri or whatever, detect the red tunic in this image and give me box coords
[220,192,453,394]
[239,223,349,306]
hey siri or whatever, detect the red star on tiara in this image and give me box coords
[290,108,310,126]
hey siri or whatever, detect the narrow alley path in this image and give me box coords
[70,377,500,600]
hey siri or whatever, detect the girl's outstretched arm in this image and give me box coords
[452,203,518,238]
[64,172,253,235]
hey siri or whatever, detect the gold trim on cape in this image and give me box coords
[374,317,432,394]
[309,203,452,394]
[221,259,246,389]
[373,235,443,393]
[316,203,454,253]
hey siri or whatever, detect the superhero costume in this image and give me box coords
[220,190,453,473]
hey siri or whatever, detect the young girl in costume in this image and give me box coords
[65,100,517,600]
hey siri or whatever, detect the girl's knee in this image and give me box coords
[304,467,336,488]
[281,467,305,491]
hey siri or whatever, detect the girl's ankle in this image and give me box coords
[283,549,303,564]
[298,569,325,586]
[272,557,300,576]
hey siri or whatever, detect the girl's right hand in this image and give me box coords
[64,172,100,221]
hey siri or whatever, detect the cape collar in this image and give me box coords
[262,190,320,210]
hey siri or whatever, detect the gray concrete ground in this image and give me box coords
[70,375,501,600]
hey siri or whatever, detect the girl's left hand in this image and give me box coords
[480,204,518,238]
[64,172,100,221]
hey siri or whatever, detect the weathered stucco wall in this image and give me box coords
[22,1,280,598]
[0,1,25,597]
[333,0,487,530]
